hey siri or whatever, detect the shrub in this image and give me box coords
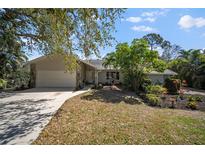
[188,95,195,101]
[0,79,7,89]
[188,95,203,102]
[146,85,167,95]
[194,96,203,102]
[164,78,181,94]
[186,101,197,110]
[140,78,152,92]
[145,94,161,106]
[6,69,30,89]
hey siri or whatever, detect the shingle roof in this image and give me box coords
[86,59,177,75]
[149,69,178,75]
[83,59,116,70]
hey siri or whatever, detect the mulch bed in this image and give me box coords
[146,94,205,111]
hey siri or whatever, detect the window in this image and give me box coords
[106,72,109,79]
[106,72,120,80]
[111,72,114,78]
[116,72,119,80]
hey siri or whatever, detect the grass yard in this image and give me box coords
[33,87,205,145]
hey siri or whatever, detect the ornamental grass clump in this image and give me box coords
[145,94,161,106]
[146,85,167,95]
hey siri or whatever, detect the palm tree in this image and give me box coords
[178,49,192,59]
[172,49,205,88]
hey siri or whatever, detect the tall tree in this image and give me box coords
[169,49,205,89]
[0,29,28,79]
[104,39,166,91]
[143,33,181,61]
[161,43,182,61]
[0,8,125,71]
[178,49,192,59]
[143,33,164,51]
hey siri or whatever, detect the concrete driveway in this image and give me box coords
[0,87,89,145]
[183,87,205,96]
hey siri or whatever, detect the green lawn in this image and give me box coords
[33,89,205,144]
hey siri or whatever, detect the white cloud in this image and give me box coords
[141,12,155,17]
[141,9,169,17]
[126,17,142,23]
[144,17,156,22]
[125,16,156,23]
[131,25,156,32]
[178,15,205,29]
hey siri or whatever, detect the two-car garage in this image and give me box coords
[29,55,77,88]
[36,70,76,88]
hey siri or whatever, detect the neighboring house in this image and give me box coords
[27,55,177,88]
[147,69,177,85]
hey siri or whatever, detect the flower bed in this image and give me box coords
[159,94,205,111]
[141,85,205,111]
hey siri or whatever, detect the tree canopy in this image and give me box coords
[143,33,182,61]
[0,8,125,71]
[0,8,124,89]
[169,49,205,88]
[143,33,164,51]
[103,38,167,91]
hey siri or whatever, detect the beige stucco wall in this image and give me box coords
[86,70,94,83]
[76,62,87,87]
[35,55,69,71]
[148,74,164,85]
[85,65,95,84]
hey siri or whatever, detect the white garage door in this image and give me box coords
[36,70,76,88]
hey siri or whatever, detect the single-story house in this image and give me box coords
[27,54,177,88]
[147,69,178,85]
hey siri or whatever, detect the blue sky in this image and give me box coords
[29,8,205,60]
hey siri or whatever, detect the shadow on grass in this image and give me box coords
[81,89,143,105]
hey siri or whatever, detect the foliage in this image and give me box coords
[169,49,205,89]
[13,69,30,89]
[188,95,202,102]
[143,33,163,51]
[186,101,197,110]
[4,69,30,89]
[140,78,152,92]
[188,96,195,102]
[161,43,182,61]
[103,38,167,91]
[146,85,167,95]
[0,8,124,71]
[0,79,7,89]
[145,94,161,106]
[143,33,181,61]
[0,34,28,79]
[164,78,181,94]
[195,96,203,102]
